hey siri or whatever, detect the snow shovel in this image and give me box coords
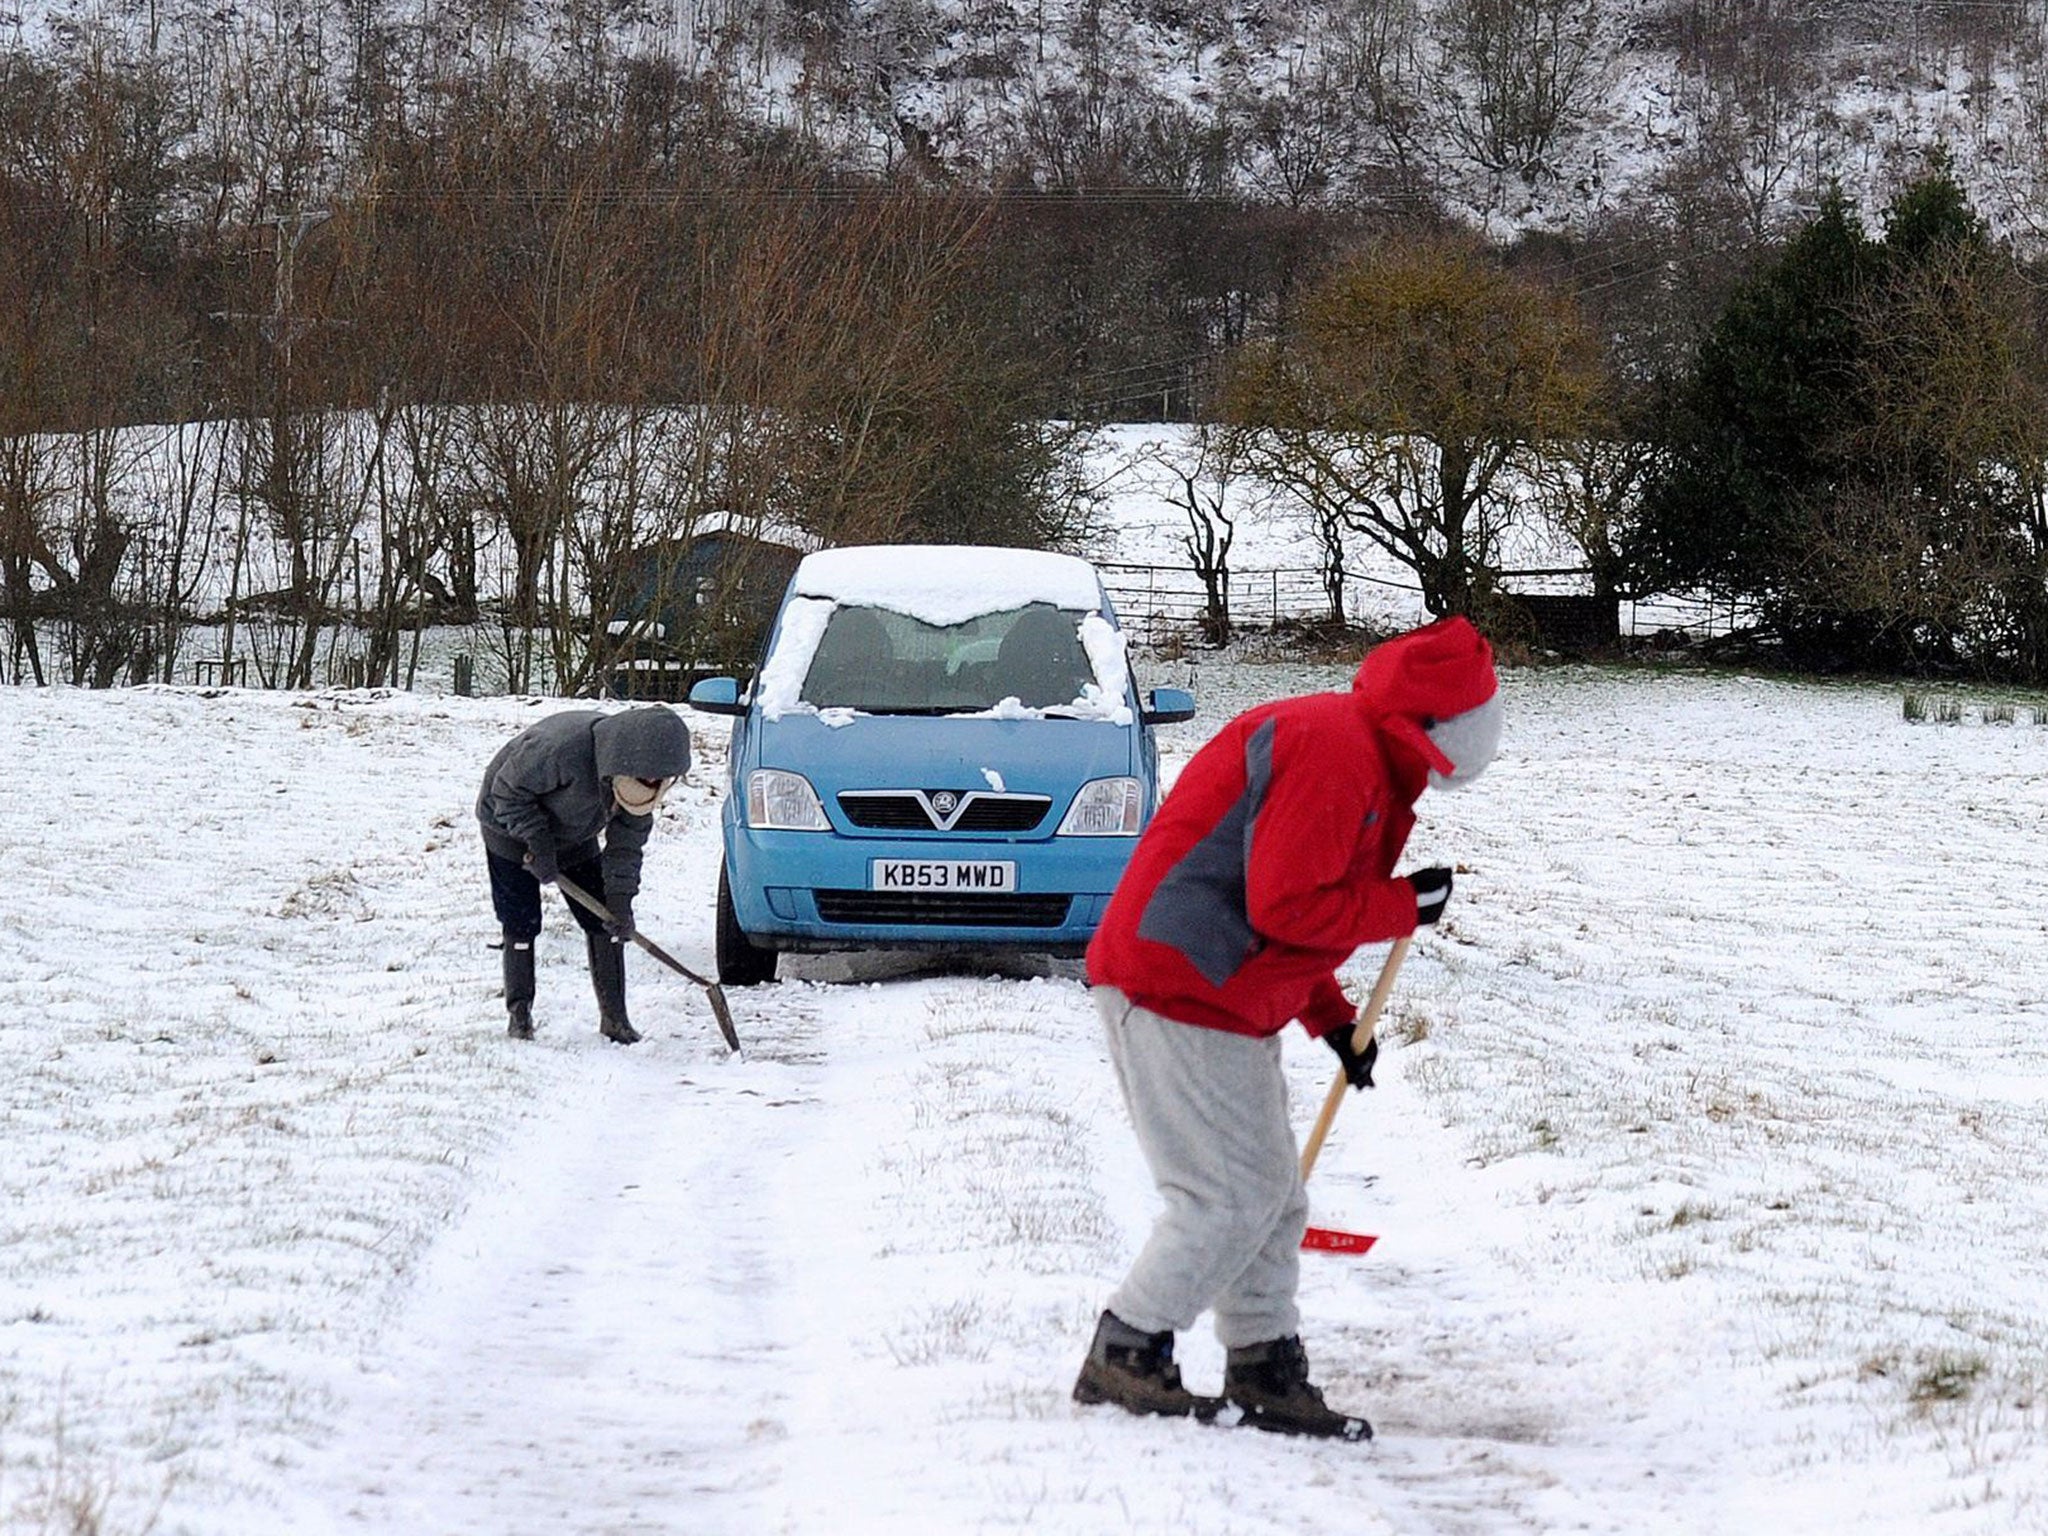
[554,873,742,1054]
[1297,934,1412,1256]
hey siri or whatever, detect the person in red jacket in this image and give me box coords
[1073,615,1501,1440]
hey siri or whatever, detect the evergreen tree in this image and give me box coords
[1636,188,1876,613]
[1639,162,2046,675]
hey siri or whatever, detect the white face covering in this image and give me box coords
[613,776,673,815]
[1424,693,1503,791]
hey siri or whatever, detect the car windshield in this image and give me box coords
[799,602,1099,714]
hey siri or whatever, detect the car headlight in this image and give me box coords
[747,769,830,830]
[1057,777,1143,836]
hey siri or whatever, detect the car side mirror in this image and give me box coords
[1141,687,1196,725]
[687,676,745,716]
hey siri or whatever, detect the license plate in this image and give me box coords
[871,860,1017,892]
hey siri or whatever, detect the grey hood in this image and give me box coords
[594,706,692,781]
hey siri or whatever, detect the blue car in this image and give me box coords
[687,545,1195,984]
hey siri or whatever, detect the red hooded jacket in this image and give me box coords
[1086,617,1496,1039]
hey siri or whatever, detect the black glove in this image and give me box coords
[1407,866,1453,925]
[1322,1025,1378,1090]
[523,847,559,886]
[604,900,636,943]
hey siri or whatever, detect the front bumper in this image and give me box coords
[724,824,1134,953]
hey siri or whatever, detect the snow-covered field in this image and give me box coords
[7,652,2048,1534]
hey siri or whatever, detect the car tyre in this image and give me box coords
[716,862,779,986]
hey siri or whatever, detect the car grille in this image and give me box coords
[813,891,1075,927]
[837,791,1051,833]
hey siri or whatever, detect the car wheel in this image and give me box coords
[716,862,778,986]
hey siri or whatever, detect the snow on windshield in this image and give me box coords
[754,550,1132,724]
[753,596,836,720]
[1076,614,1131,722]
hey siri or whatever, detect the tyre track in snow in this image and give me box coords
[275,984,830,1536]
[208,941,1740,1536]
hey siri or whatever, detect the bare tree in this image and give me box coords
[0,434,63,686]
[218,402,384,687]
[1144,427,1243,641]
[460,400,621,694]
[53,425,141,687]
[1672,0,1827,242]
[0,20,191,686]
[1989,42,2048,244]
[559,405,683,697]
[682,187,1090,553]
[1233,75,1350,210]
[1530,429,1656,608]
[428,122,647,695]
[1226,234,1602,618]
[1322,0,1432,187]
[1437,0,1601,184]
[1807,238,2048,671]
[198,0,362,687]
[132,415,235,685]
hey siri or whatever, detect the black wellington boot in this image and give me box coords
[503,934,536,1040]
[1071,1311,1221,1420]
[1222,1335,1371,1440]
[587,931,641,1044]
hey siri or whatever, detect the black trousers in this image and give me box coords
[487,849,609,943]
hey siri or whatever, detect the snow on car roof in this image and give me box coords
[792,545,1104,625]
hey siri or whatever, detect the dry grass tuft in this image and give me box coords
[1909,1350,1988,1407]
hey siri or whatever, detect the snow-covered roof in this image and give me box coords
[687,510,815,551]
[791,546,1104,626]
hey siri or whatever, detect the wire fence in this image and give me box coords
[1098,559,1756,649]
[1097,562,1341,643]
[49,562,1757,693]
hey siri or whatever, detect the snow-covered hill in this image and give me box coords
[15,0,2047,243]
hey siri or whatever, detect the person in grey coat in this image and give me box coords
[476,705,692,1043]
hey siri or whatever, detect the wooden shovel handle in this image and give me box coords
[1298,935,1412,1182]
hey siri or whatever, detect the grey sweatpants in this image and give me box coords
[1096,986,1309,1349]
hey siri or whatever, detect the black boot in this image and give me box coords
[586,931,641,1044]
[503,935,536,1040]
[1072,1311,1220,1420]
[1222,1335,1371,1440]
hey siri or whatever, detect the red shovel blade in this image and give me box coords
[1302,1226,1377,1255]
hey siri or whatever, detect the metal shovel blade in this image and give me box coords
[698,979,742,1053]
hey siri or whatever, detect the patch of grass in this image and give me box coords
[276,868,371,921]
[1669,1199,1719,1228]
[1910,1350,1988,1406]
[924,1013,1046,1043]
[1905,696,2038,725]
[1392,1006,1431,1045]
[0,1404,170,1536]
[884,1299,993,1366]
